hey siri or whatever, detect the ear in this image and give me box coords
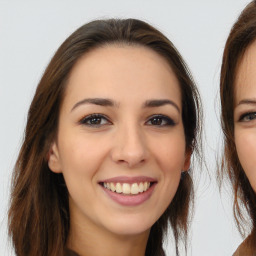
[183,149,192,172]
[48,142,62,173]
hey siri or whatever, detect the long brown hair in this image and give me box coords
[220,0,256,252]
[8,18,201,256]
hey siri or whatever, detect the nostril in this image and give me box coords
[110,137,148,167]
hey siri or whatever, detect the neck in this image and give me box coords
[67,211,150,256]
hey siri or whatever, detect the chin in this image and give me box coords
[102,214,155,237]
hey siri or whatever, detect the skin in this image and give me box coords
[234,40,256,192]
[48,45,190,256]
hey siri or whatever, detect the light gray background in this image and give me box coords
[0,0,252,255]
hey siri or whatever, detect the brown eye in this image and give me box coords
[80,114,111,127]
[151,117,163,125]
[146,115,175,126]
[88,117,103,125]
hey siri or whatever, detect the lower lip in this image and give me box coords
[101,183,156,206]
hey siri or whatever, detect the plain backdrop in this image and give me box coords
[0,0,252,255]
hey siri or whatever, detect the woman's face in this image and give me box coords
[48,45,190,237]
[234,40,256,191]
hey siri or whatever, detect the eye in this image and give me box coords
[146,115,175,126]
[239,112,256,122]
[79,114,111,127]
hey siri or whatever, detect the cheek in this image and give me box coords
[57,134,108,184]
[151,133,186,192]
[152,141,185,214]
[57,134,110,215]
[152,133,186,172]
[235,130,256,191]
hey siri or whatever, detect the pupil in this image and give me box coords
[152,117,162,125]
[91,117,101,124]
[250,114,255,120]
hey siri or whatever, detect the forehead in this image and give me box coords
[63,44,181,107]
[235,41,256,104]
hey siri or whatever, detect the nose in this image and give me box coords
[111,124,148,168]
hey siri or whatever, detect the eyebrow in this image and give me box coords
[71,98,116,112]
[71,98,180,112]
[143,99,180,112]
[237,99,256,106]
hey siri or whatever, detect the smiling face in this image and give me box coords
[48,45,190,240]
[234,40,256,192]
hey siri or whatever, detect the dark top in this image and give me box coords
[65,249,80,256]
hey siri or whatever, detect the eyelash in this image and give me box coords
[79,114,175,127]
[239,112,256,122]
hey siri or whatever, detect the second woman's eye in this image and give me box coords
[79,114,111,127]
[239,112,256,122]
[146,115,175,126]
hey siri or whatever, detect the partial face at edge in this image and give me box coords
[48,45,190,237]
[234,40,256,192]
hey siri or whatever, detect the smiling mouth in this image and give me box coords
[99,182,155,195]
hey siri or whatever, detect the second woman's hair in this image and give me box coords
[220,0,256,251]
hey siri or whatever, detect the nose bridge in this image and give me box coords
[111,120,148,167]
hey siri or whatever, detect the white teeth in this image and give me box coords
[131,183,139,194]
[103,181,151,195]
[122,183,131,194]
[143,182,148,191]
[139,182,144,193]
[110,183,115,192]
[116,182,122,193]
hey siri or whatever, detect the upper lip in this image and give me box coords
[99,176,157,184]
